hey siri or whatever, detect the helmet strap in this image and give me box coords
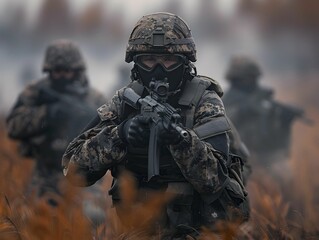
[187,62,197,79]
[130,64,140,81]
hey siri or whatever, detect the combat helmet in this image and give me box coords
[125,12,196,63]
[225,56,261,82]
[42,39,86,72]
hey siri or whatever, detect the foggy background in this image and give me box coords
[0,0,318,114]
[1,1,319,238]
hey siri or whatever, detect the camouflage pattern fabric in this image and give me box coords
[223,55,303,172]
[223,85,297,165]
[42,39,86,72]
[7,75,106,197]
[62,77,249,231]
[125,12,196,62]
[62,12,249,235]
[62,83,228,195]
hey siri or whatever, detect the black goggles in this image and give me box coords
[134,54,186,71]
[51,67,75,73]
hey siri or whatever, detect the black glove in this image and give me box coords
[119,115,150,147]
[157,120,183,145]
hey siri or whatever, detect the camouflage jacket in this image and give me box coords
[223,86,302,161]
[62,77,246,201]
[7,76,106,172]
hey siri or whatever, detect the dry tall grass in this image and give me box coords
[1,80,319,240]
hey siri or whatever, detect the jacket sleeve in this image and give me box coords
[6,84,49,139]
[62,94,127,186]
[170,90,230,201]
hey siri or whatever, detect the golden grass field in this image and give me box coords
[1,77,318,239]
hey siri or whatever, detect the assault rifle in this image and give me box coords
[271,101,314,126]
[123,80,188,181]
[39,86,90,113]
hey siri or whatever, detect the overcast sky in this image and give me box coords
[0,0,237,25]
[0,0,240,111]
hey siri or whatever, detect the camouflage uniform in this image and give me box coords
[223,56,303,166]
[6,39,106,199]
[63,13,249,238]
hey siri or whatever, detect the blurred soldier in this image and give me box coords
[62,13,249,239]
[6,39,106,203]
[223,55,305,169]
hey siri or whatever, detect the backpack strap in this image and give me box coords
[179,76,222,128]
[178,77,211,107]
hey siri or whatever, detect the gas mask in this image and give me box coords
[49,68,78,92]
[231,76,258,93]
[134,54,187,95]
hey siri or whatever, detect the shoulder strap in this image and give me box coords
[179,77,213,128]
[178,77,211,107]
[197,75,224,97]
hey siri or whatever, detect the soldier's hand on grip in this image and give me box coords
[119,115,150,147]
[157,120,183,145]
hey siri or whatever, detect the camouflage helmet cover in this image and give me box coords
[125,12,196,63]
[226,55,262,82]
[42,39,86,72]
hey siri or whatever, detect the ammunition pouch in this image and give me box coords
[196,155,249,225]
[221,155,250,221]
[166,182,194,227]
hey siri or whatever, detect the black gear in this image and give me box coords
[119,115,150,147]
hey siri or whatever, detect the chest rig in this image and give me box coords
[115,76,219,183]
[109,76,235,229]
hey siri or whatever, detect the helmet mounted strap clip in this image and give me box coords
[151,27,166,47]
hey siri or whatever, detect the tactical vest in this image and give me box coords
[111,76,229,182]
[108,76,236,229]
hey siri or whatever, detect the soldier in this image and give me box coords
[223,55,305,169]
[6,39,106,203]
[62,13,249,239]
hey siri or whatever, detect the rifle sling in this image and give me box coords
[178,77,212,128]
[178,77,211,107]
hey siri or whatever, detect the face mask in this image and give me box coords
[134,54,186,94]
[49,70,77,91]
[232,76,258,93]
